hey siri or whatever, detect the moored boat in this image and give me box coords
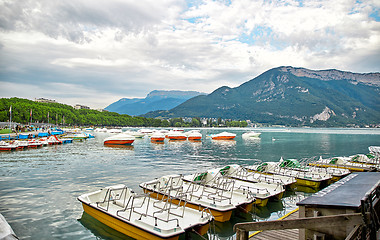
[27,139,43,148]
[140,174,255,222]
[104,133,135,145]
[186,130,202,141]
[184,167,284,207]
[246,161,333,190]
[210,132,236,140]
[310,156,379,172]
[218,164,297,190]
[242,131,261,138]
[78,184,213,240]
[166,131,187,141]
[0,141,16,151]
[150,132,165,143]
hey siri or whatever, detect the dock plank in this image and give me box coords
[249,209,299,240]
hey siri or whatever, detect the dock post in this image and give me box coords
[235,228,248,240]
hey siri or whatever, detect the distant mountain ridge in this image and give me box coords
[143,66,380,127]
[105,90,206,116]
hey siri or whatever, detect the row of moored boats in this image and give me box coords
[77,146,380,240]
[103,129,261,145]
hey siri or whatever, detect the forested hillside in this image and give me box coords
[0,98,165,127]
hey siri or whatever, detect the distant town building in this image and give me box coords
[35,98,56,103]
[74,104,90,110]
[96,109,108,112]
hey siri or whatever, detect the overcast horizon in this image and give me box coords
[1,0,379,109]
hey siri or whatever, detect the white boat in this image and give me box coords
[220,164,297,189]
[166,131,187,141]
[311,156,379,172]
[78,184,213,240]
[104,133,135,145]
[278,158,350,182]
[138,129,155,136]
[150,132,165,143]
[246,161,333,190]
[242,131,261,138]
[210,132,236,140]
[186,130,202,141]
[183,166,285,207]
[0,141,16,151]
[140,174,255,222]
[124,131,145,138]
[94,128,107,132]
[107,128,122,134]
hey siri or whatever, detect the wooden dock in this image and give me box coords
[249,209,299,240]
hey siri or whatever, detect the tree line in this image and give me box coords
[0,98,248,128]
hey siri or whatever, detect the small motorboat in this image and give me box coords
[78,184,213,240]
[124,131,145,138]
[107,128,122,134]
[186,130,202,141]
[167,131,187,141]
[211,132,236,140]
[242,131,261,138]
[150,132,165,143]
[104,133,135,145]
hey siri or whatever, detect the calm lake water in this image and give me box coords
[1,128,379,240]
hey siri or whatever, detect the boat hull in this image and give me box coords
[151,138,165,142]
[104,140,134,145]
[188,137,202,141]
[212,136,235,140]
[81,203,180,240]
[143,189,233,222]
[167,136,187,141]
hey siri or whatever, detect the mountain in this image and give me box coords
[105,90,206,116]
[143,67,380,127]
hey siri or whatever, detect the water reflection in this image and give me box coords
[78,212,134,240]
[104,145,134,150]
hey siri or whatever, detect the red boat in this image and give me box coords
[104,133,135,145]
[0,142,16,151]
[150,132,165,143]
[211,132,236,140]
[167,131,187,141]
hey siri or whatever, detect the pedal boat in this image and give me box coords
[140,174,255,222]
[104,133,135,145]
[0,141,16,151]
[246,162,332,190]
[221,164,297,190]
[310,156,378,172]
[78,184,213,240]
[278,158,350,182]
[183,167,285,207]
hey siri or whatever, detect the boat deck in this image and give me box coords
[249,209,299,240]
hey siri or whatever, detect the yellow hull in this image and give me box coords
[295,178,321,189]
[254,198,268,207]
[144,189,233,222]
[81,203,179,240]
[309,163,366,172]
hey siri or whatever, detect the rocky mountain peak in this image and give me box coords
[278,66,380,86]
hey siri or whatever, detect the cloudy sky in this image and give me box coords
[0,0,379,109]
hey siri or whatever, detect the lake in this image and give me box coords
[0,127,379,239]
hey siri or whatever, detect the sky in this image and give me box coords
[0,0,379,109]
